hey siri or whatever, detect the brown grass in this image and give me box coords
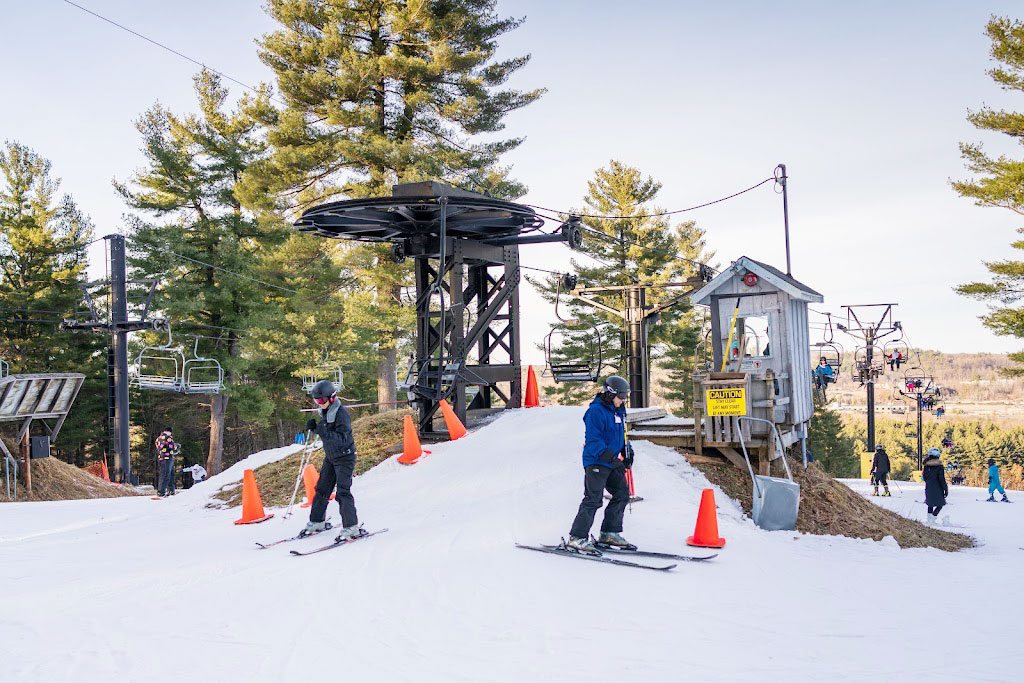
[211,409,413,508]
[690,453,974,552]
[0,456,140,502]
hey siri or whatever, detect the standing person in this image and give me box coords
[871,444,891,497]
[922,447,948,523]
[566,376,634,555]
[302,379,362,540]
[154,428,178,497]
[986,458,1010,502]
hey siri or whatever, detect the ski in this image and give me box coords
[515,543,675,571]
[591,543,717,562]
[256,524,333,549]
[289,528,389,556]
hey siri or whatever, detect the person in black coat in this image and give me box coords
[871,445,891,497]
[922,447,948,523]
[302,379,361,541]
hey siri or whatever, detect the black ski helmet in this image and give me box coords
[603,375,630,399]
[875,444,885,452]
[988,458,996,466]
[311,379,337,401]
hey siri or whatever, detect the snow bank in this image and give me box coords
[2,407,1022,682]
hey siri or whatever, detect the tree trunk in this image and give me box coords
[377,346,397,412]
[207,393,227,474]
[276,416,287,448]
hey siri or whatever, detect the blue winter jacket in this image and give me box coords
[989,464,1001,486]
[582,394,626,469]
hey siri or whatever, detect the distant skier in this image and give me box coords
[302,379,361,541]
[182,463,207,487]
[155,428,179,497]
[566,376,634,556]
[813,358,833,399]
[986,458,1009,502]
[871,445,891,497]
[922,447,948,523]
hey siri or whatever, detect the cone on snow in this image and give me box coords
[524,365,540,408]
[686,488,725,548]
[234,469,274,525]
[398,415,431,465]
[438,399,468,440]
[100,457,111,483]
[300,464,319,507]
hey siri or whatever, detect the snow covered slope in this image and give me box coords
[2,407,1022,682]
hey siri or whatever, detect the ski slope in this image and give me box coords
[2,407,1022,682]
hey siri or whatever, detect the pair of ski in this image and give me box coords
[516,540,717,571]
[256,524,389,555]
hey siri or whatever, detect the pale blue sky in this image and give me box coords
[3,1,1024,361]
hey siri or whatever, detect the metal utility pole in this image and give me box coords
[899,376,934,470]
[837,304,901,452]
[776,163,792,276]
[62,235,160,484]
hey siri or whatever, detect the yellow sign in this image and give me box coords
[705,387,746,416]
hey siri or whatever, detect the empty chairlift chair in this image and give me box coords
[301,364,344,395]
[182,339,225,394]
[543,272,603,383]
[131,323,186,392]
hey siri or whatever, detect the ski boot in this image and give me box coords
[925,513,936,525]
[986,495,996,502]
[882,487,891,497]
[1002,494,1010,503]
[299,520,331,538]
[597,531,637,551]
[564,536,601,556]
[335,524,365,542]
[871,485,879,497]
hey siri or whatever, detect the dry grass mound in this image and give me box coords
[1,456,139,502]
[690,453,973,552]
[212,409,413,508]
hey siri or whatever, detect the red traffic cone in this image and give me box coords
[524,365,540,407]
[398,414,431,464]
[686,488,726,548]
[234,469,274,525]
[438,399,468,440]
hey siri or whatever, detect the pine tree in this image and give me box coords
[806,403,858,478]
[954,16,1024,375]
[0,141,104,461]
[118,71,285,474]
[528,161,712,405]
[238,0,543,410]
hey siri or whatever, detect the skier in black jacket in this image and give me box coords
[871,445,891,497]
[922,447,948,523]
[302,379,362,541]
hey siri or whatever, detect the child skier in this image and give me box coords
[922,447,948,523]
[566,376,634,556]
[871,444,891,497]
[302,379,362,540]
[182,463,207,486]
[986,458,1010,502]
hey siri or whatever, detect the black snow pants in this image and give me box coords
[310,452,358,528]
[875,472,888,487]
[569,464,629,539]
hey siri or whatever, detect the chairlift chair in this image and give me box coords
[543,272,604,383]
[131,321,186,392]
[811,341,843,371]
[882,339,910,370]
[301,364,344,394]
[181,338,225,394]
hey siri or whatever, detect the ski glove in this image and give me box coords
[622,443,635,469]
[306,418,318,433]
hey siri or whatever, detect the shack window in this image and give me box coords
[740,316,771,358]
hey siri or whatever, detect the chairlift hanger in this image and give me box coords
[544,273,603,383]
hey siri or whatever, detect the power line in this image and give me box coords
[157,250,299,294]
[524,176,774,220]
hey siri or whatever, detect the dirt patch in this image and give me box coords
[1,456,140,502]
[690,452,973,552]
[211,409,413,508]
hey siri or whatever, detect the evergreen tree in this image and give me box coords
[529,160,712,405]
[0,141,104,462]
[118,71,284,474]
[238,0,544,410]
[954,16,1024,375]
[806,402,858,477]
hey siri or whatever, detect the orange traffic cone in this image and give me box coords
[299,464,319,507]
[524,365,540,407]
[686,488,726,548]
[100,458,111,483]
[438,399,468,440]
[398,414,431,464]
[234,469,274,525]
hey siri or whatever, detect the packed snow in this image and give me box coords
[2,407,1022,682]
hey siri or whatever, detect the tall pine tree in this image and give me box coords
[238,0,544,410]
[529,160,713,404]
[118,71,285,473]
[954,16,1024,375]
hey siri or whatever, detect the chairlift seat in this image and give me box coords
[550,361,598,383]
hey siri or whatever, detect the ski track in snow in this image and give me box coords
[1,407,1022,682]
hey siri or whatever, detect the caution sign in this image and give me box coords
[705,387,746,416]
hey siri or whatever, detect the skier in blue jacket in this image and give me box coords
[566,376,634,555]
[986,458,1010,502]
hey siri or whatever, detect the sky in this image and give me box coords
[3,0,1024,364]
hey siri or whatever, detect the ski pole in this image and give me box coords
[284,430,316,519]
[890,477,903,495]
